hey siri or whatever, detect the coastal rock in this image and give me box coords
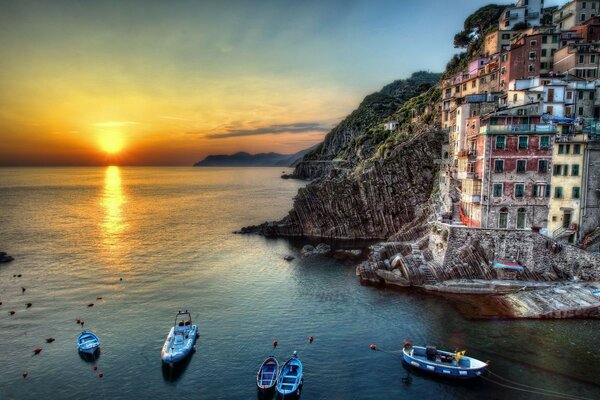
[283,255,295,261]
[301,243,332,256]
[333,249,363,260]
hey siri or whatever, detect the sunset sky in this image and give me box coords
[0,0,560,166]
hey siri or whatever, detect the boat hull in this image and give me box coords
[161,324,198,365]
[256,357,279,393]
[402,347,487,379]
[77,331,100,354]
[276,357,303,397]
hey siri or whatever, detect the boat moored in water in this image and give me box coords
[77,331,100,354]
[276,351,303,397]
[402,342,488,379]
[161,310,198,365]
[256,356,279,393]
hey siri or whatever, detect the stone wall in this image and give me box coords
[439,224,600,281]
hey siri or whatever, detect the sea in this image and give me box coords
[0,167,598,400]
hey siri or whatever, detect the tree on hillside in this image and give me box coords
[454,4,507,48]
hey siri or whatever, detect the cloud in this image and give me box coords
[92,121,139,128]
[205,122,329,139]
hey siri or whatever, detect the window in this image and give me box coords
[515,183,525,198]
[494,159,504,173]
[553,164,562,175]
[554,186,564,198]
[530,40,537,47]
[572,164,580,176]
[528,65,535,73]
[493,183,503,197]
[558,144,565,154]
[495,136,506,149]
[581,13,586,21]
[529,52,536,60]
[533,184,545,197]
[499,208,508,229]
[540,136,550,149]
[542,36,548,44]
[517,160,527,173]
[565,144,571,154]
[547,105,554,115]
[546,185,551,198]
[592,55,597,64]
[579,91,584,100]
[583,2,587,9]
[517,208,526,229]
[463,83,467,90]
[472,80,476,88]
[591,91,596,100]
[538,159,548,173]
[579,55,585,64]
[562,165,569,176]
[551,48,556,56]
[573,187,581,199]
[513,93,518,102]
[502,33,510,40]
[552,36,559,43]
[574,144,581,154]
[518,136,529,150]
[541,49,547,57]
[567,91,573,100]
[579,107,584,116]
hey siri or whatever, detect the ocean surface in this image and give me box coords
[0,167,599,400]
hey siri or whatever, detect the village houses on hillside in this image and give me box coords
[440,0,600,251]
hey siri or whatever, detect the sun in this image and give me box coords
[99,130,125,154]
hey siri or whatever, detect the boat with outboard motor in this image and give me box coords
[276,351,303,397]
[161,310,198,365]
[402,341,488,379]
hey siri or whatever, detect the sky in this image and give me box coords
[0,0,562,166]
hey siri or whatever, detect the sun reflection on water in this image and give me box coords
[101,166,127,244]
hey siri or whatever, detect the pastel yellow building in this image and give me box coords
[548,134,588,243]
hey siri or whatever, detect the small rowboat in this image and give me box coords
[276,352,303,397]
[256,356,279,392]
[161,310,198,365]
[77,331,100,354]
[402,343,488,379]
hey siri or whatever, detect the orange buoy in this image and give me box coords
[98,372,104,378]
[93,365,98,371]
[80,321,84,327]
[22,371,28,378]
[370,344,377,350]
[309,336,314,343]
[273,339,278,348]
[33,347,42,355]
[76,319,81,324]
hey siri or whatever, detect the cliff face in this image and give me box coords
[291,71,441,180]
[263,129,444,239]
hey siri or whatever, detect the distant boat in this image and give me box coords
[161,310,198,365]
[402,344,488,379]
[77,331,100,354]
[256,356,279,393]
[276,352,303,397]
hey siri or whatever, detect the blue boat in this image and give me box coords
[161,310,198,365]
[256,356,279,393]
[77,331,100,354]
[402,344,488,379]
[276,352,303,397]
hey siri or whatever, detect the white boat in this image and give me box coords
[161,310,198,365]
[77,331,100,354]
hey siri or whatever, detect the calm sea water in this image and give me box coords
[0,167,599,400]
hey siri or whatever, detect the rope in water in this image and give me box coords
[371,346,594,400]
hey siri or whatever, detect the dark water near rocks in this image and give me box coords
[0,167,599,400]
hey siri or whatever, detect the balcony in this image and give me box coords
[553,10,574,24]
[525,12,540,19]
[480,124,557,135]
[504,13,519,20]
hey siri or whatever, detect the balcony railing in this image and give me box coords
[479,124,557,134]
[553,10,574,23]
[526,12,540,19]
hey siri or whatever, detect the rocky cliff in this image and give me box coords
[241,71,445,239]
